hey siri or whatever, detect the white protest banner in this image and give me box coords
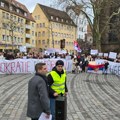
[104,53,108,57]
[95,59,120,76]
[90,49,98,55]
[19,46,27,52]
[109,52,117,59]
[0,59,72,74]
[98,53,103,56]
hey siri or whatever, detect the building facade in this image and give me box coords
[85,24,93,44]
[32,4,77,52]
[67,7,88,41]
[0,0,36,52]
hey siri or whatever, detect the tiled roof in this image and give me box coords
[38,4,77,27]
[0,0,35,22]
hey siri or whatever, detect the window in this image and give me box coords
[10,15,13,19]
[51,16,53,19]
[2,23,6,29]
[18,27,20,32]
[18,17,20,23]
[32,31,34,36]
[43,23,45,27]
[38,15,40,19]
[16,4,19,7]
[32,40,35,44]
[56,17,59,21]
[35,32,37,37]
[38,32,41,37]
[55,32,58,36]
[2,35,6,41]
[42,31,45,36]
[7,36,9,41]
[21,19,23,23]
[18,37,20,43]
[61,19,63,22]
[6,13,9,19]
[40,23,42,27]
[32,23,34,27]
[15,37,17,42]
[21,28,23,33]
[14,16,16,21]
[42,40,45,44]
[24,12,27,16]
[37,24,39,28]
[1,2,4,7]
[14,37,16,42]
[21,38,23,43]
[10,6,13,11]
[16,9,19,13]
[2,12,5,18]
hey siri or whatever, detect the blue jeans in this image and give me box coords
[50,98,55,120]
[103,68,108,74]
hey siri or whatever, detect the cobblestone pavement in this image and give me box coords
[0,73,120,120]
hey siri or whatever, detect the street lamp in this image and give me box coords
[9,29,14,52]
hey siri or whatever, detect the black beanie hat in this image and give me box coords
[56,60,64,66]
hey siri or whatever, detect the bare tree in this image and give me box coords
[54,0,120,52]
[3,15,23,53]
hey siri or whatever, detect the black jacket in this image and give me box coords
[47,67,68,98]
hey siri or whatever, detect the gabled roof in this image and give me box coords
[38,4,76,27]
[0,0,35,22]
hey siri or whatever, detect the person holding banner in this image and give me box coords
[47,60,68,120]
[27,63,51,120]
[103,61,109,75]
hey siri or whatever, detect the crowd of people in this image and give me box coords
[0,51,120,62]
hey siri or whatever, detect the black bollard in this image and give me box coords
[55,95,67,120]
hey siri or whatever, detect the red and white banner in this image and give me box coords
[0,59,72,74]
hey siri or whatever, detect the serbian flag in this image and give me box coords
[87,61,104,73]
[74,41,81,52]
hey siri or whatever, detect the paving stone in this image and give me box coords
[0,73,120,120]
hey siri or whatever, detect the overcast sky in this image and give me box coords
[18,0,51,12]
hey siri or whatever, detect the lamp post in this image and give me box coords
[9,29,14,53]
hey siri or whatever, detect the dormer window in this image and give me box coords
[24,12,27,16]
[16,4,19,7]
[56,17,58,21]
[10,6,13,11]
[12,1,15,5]
[1,2,4,7]
[16,9,19,13]
[61,19,63,22]
[51,16,53,19]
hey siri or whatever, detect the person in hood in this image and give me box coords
[47,60,68,120]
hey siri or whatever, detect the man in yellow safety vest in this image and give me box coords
[47,60,68,120]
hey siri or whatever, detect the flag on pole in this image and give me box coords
[74,41,81,52]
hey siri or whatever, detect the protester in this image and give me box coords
[103,61,109,75]
[27,63,50,120]
[0,52,5,60]
[47,60,68,120]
